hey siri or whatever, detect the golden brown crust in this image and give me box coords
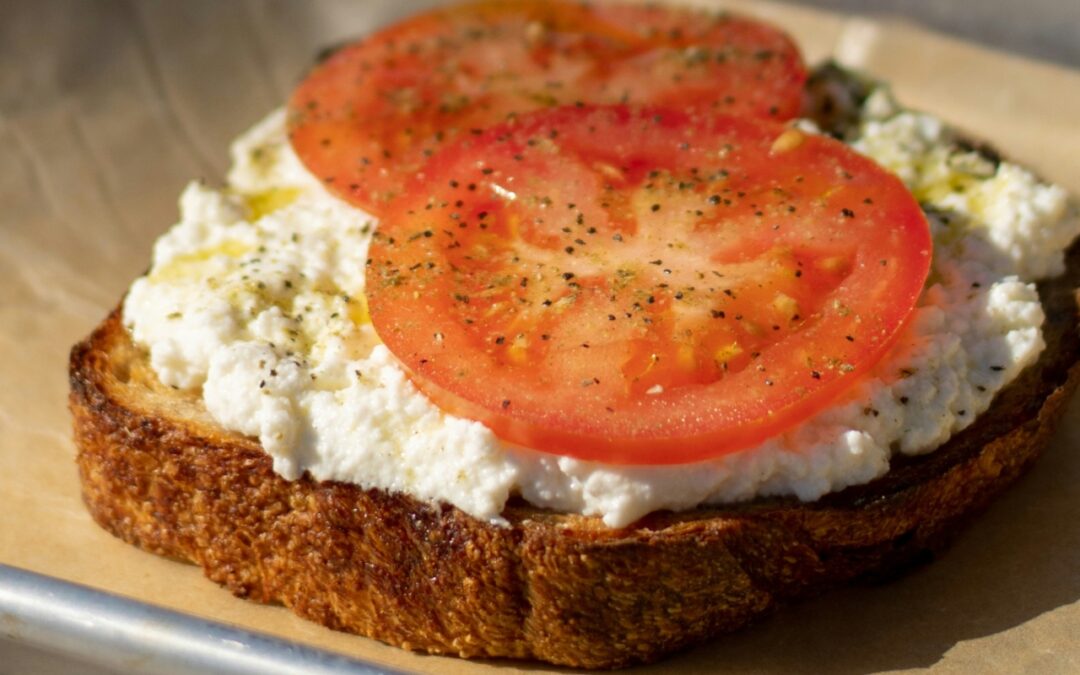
[70,243,1080,669]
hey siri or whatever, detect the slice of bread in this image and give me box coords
[69,233,1080,669]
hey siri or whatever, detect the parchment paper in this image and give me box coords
[2,1,1079,672]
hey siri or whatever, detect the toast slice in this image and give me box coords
[69,231,1080,668]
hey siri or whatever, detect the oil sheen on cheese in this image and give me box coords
[124,85,1078,527]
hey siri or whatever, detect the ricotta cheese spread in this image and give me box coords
[123,80,1079,528]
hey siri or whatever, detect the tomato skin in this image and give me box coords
[366,105,931,465]
[288,0,807,215]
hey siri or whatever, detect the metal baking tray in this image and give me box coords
[0,564,401,675]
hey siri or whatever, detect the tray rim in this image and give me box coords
[0,563,405,675]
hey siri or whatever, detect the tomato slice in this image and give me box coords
[366,106,931,464]
[288,0,807,215]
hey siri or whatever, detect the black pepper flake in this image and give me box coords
[495,336,505,344]
[899,396,909,404]
[565,246,575,254]
[501,399,511,409]
[612,233,623,242]
[651,203,661,212]
[845,335,855,342]
[811,370,821,379]
[711,310,725,319]
[841,208,855,218]
[990,365,1005,371]
[562,272,575,280]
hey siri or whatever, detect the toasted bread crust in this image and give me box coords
[70,242,1080,669]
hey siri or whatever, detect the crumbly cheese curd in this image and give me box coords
[123,84,1078,528]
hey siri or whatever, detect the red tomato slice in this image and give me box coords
[366,106,931,464]
[288,0,806,215]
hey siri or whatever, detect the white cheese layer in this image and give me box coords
[124,95,1078,528]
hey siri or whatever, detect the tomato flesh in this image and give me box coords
[365,106,932,464]
[288,0,807,215]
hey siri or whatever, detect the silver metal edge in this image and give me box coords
[0,563,408,675]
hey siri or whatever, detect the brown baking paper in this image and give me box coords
[2,1,1079,672]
